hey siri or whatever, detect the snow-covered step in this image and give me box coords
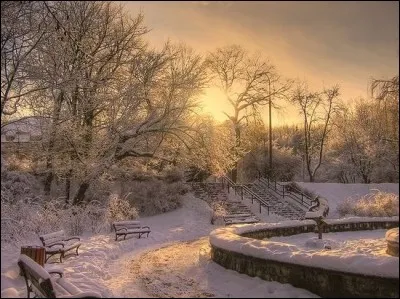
[223,213,253,218]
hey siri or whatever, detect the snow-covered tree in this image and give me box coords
[206,45,291,182]
[289,82,340,182]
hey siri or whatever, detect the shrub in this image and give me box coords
[122,179,187,216]
[337,191,399,217]
[1,170,43,204]
[162,167,184,183]
[105,193,139,223]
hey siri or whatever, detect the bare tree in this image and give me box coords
[370,75,399,144]
[23,1,148,199]
[290,82,340,182]
[1,1,48,118]
[206,45,291,182]
[69,42,208,204]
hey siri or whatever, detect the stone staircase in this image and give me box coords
[191,182,260,226]
[248,180,307,220]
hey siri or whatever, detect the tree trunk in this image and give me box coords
[232,121,241,183]
[309,173,315,182]
[44,91,63,194]
[65,168,72,205]
[231,165,238,184]
[43,171,54,195]
[73,182,90,205]
[269,97,273,171]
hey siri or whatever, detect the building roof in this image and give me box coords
[1,116,49,143]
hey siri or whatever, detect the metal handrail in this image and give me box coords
[257,177,312,209]
[221,175,270,215]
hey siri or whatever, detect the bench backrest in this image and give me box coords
[18,254,55,298]
[113,221,141,231]
[39,230,66,246]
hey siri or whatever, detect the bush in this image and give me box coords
[1,195,111,246]
[162,167,184,183]
[337,191,399,217]
[1,170,43,204]
[105,193,139,223]
[121,178,188,216]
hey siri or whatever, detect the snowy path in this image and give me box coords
[1,194,318,298]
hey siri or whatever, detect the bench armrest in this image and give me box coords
[141,226,150,230]
[58,291,102,298]
[47,242,65,248]
[115,227,127,232]
[48,270,63,277]
[64,236,80,242]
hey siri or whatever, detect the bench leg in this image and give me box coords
[124,234,127,240]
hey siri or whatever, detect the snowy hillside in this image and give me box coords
[296,182,399,218]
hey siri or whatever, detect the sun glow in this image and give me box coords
[199,87,302,126]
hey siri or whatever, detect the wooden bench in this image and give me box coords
[39,230,81,263]
[18,254,101,298]
[112,220,151,241]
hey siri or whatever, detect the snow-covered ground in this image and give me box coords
[297,182,399,218]
[1,183,399,298]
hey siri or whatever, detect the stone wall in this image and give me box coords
[240,220,398,240]
[210,219,399,298]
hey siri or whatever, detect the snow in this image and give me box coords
[209,221,399,278]
[297,182,399,218]
[1,194,317,298]
[1,183,399,298]
[386,227,399,243]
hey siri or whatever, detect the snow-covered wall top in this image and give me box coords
[386,227,399,243]
[209,218,399,278]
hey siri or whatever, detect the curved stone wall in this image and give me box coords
[386,227,399,257]
[209,217,399,298]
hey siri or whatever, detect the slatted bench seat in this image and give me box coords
[18,254,101,298]
[112,220,151,241]
[39,230,81,263]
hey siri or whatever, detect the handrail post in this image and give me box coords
[267,206,269,215]
[267,178,269,188]
[282,185,285,198]
[259,202,261,213]
[301,193,303,204]
[251,194,254,204]
[241,187,243,201]
[234,185,237,195]
[274,181,277,190]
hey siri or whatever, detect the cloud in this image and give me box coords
[191,1,210,6]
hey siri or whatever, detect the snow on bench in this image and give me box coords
[18,254,101,298]
[112,220,151,241]
[39,230,81,263]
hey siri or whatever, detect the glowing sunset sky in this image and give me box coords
[124,1,399,125]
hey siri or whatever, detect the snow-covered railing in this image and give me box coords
[258,177,312,209]
[221,176,271,215]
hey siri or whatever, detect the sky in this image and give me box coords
[123,1,399,125]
